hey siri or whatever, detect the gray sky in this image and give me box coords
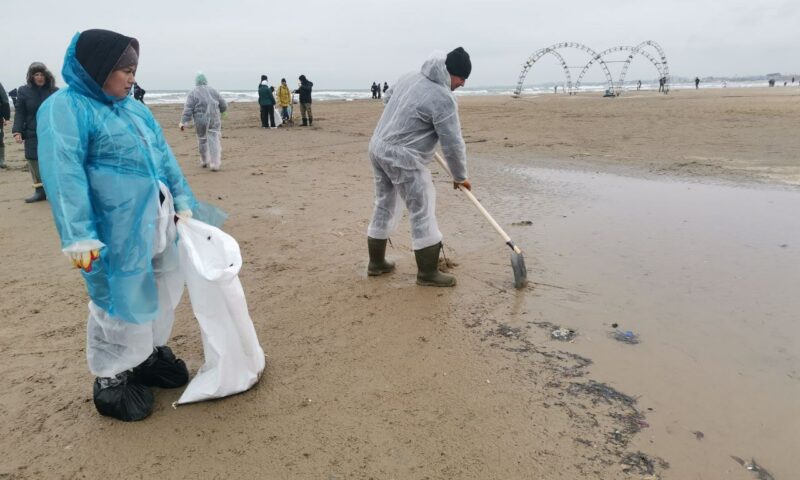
[2,0,798,90]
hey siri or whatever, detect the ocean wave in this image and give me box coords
[137,80,790,104]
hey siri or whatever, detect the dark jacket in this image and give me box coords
[294,79,313,104]
[258,83,276,106]
[12,84,58,159]
[0,83,10,124]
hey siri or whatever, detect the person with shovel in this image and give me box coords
[366,47,471,287]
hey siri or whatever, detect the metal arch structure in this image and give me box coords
[627,40,670,93]
[513,41,670,97]
[512,42,614,97]
[574,44,666,94]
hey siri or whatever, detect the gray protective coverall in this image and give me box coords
[181,85,227,170]
[367,52,468,250]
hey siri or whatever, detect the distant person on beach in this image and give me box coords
[371,82,378,99]
[658,76,666,93]
[277,78,292,125]
[377,82,381,99]
[637,80,641,91]
[180,72,227,170]
[37,29,197,422]
[8,87,18,109]
[383,82,389,94]
[366,47,471,287]
[12,62,58,203]
[695,77,700,89]
[258,75,276,128]
[133,82,145,102]
[294,74,313,126]
[0,82,10,169]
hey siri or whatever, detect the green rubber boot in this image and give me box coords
[367,237,395,276]
[414,242,456,287]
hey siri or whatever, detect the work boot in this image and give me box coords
[308,116,313,126]
[93,371,154,422]
[301,118,308,126]
[133,346,189,389]
[367,237,395,276]
[24,187,46,203]
[414,242,456,287]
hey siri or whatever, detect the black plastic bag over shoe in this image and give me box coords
[93,372,154,422]
[134,346,189,389]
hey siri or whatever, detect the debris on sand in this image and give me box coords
[512,220,533,226]
[610,329,640,344]
[551,327,576,342]
[621,451,670,475]
[693,430,705,441]
[730,456,776,480]
[568,380,637,408]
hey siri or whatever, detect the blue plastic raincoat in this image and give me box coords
[37,32,197,324]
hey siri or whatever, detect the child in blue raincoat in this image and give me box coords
[37,29,197,421]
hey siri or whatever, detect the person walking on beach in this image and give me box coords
[0,82,10,169]
[258,75,276,128]
[695,77,700,89]
[277,78,292,125]
[366,47,472,287]
[383,82,389,94]
[133,82,146,103]
[180,73,227,170]
[637,80,641,91]
[371,82,378,99]
[37,28,197,422]
[294,74,313,126]
[12,62,58,203]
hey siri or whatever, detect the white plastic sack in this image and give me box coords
[176,218,265,404]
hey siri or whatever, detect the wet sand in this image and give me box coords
[0,87,798,478]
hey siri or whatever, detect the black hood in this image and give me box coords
[75,29,139,89]
[26,62,56,89]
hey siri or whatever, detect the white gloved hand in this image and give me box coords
[69,249,101,272]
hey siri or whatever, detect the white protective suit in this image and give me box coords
[367,51,468,250]
[181,82,227,170]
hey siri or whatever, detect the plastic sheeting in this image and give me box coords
[369,51,468,182]
[367,51,468,249]
[87,183,183,377]
[38,32,197,325]
[367,154,442,250]
[181,84,227,170]
[176,218,265,404]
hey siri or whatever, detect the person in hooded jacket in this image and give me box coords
[180,73,227,171]
[37,29,198,422]
[258,75,276,128]
[12,62,58,202]
[277,78,292,125]
[366,47,472,287]
[294,74,313,126]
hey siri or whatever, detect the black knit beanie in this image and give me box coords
[445,47,471,79]
[75,29,140,88]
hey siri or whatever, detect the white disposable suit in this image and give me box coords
[181,81,227,170]
[367,51,468,250]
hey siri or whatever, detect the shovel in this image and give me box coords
[434,152,528,289]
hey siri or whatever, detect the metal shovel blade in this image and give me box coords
[511,250,528,289]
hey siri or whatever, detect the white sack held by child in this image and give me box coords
[176,217,265,404]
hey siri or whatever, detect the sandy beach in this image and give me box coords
[1,87,798,479]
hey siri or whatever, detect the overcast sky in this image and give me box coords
[2,0,798,90]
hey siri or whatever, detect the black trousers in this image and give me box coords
[260,105,275,128]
